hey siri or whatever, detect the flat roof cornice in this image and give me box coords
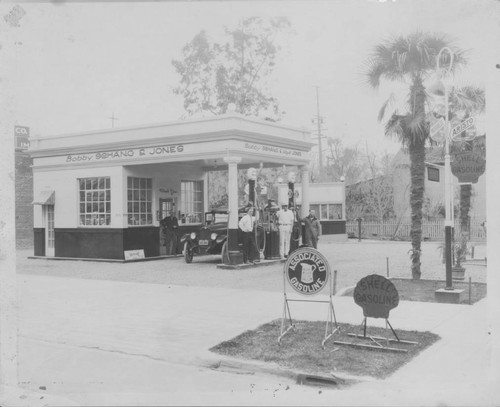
[29,114,313,156]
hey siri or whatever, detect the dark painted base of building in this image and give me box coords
[33,225,199,260]
[33,221,347,260]
[320,220,346,235]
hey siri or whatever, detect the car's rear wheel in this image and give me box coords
[184,241,193,263]
[221,241,230,265]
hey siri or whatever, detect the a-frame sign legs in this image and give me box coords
[278,293,294,344]
[321,297,340,349]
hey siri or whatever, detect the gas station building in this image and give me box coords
[29,113,347,263]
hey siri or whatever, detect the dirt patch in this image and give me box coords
[210,320,440,379]
[341,278,487,305]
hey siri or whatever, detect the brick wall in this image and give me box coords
[15,150,33,249]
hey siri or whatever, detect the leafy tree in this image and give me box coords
[172,17,292,120]
[365,32,468,279]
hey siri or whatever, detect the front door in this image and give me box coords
[159,198,175,255]
[44,204,55,257]
[159,198,175,220]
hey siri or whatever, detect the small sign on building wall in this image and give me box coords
[124,249,145,261]
[15,125,30,151]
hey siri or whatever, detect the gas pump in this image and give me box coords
[264,199,281,259]
[288,172,302,253]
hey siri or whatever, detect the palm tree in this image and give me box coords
[365,32,467,279]
[448,87,485,241]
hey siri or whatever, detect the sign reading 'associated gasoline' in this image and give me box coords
[353,274,399,319]
[285,247,329,295]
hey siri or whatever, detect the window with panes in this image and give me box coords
[181,180,203,224]
[127,177,153,226]
[79,177,111,226]
[309,203,343,220]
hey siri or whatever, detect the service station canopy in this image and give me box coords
[29,114,314,171]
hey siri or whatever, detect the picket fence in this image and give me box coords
[346,218,487,242]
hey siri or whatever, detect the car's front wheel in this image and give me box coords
[184,241,193,263]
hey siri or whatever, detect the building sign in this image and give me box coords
[243,142,305,158]
[15,125,30,150]
[451,151,485,184]
[428,167,440,182]
[124,249,145,260]
[285,247,329,295]
[353,274,399,319]
[65,144,185,163]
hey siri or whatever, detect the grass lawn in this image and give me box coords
[391,278,487,304]
[341,278,487,305]
[210,320,440,379]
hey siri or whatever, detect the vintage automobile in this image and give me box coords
[180,209,232,263]
[180,207,265,264]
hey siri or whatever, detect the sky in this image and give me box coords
[1,0,499,158]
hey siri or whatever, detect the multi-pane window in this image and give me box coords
[127,177,153,226]
[181,180,203,224]
[79,177,111,226]
[310,203,343,220]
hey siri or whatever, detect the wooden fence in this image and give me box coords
[346,218,487,242]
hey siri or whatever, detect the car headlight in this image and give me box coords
[210,233,217,240]
[190,232,197,239]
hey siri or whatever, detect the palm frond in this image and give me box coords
[450,85,485,115]
[378,93,397,122]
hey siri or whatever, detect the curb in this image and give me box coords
[196,351,370,388]
[217,258,284,270]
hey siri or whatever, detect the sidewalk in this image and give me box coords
[8,273,500,406]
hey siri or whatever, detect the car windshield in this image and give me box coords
[213,213,228,223]
[205,211,229,224]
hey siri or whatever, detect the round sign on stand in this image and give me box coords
[279,247,339,347]
[284,247,330,295]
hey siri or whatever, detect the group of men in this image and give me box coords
[276,204,321,258]
[238,203,322,263]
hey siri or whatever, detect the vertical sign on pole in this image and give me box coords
[14,126,30,151]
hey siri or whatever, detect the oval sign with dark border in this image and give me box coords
[285,247,329,295]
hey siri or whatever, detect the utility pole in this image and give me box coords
[313,86,324,181]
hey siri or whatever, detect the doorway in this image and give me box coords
[159,198,175,255]
[44,204,55,257]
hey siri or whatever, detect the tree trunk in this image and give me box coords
[408,139,425,280]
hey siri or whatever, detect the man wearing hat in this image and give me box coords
[276,203,295,259]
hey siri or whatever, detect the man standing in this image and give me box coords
[163,211,179,255]
[303,209,321,249]
[276,204,295,259]
[238,206,258,264]
[288,205,301,255]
